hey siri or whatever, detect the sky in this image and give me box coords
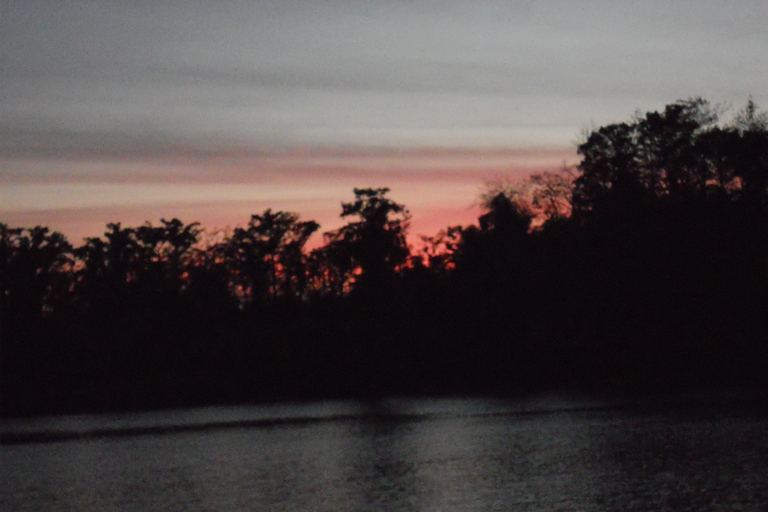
[2,0,767,246]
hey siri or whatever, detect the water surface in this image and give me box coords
[2,398,767,511]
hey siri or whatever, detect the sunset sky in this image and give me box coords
[2,0,767,245]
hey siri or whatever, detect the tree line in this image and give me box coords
[2,98,767,416]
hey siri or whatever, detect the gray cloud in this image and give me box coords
[3,0,768,153]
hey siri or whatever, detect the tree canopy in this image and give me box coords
[2,99,768,416]
[573,98,768,219]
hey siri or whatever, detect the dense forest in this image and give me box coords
[2,98,768,416]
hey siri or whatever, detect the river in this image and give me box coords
[2,397,767,511]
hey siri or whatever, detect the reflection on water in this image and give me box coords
[2,398,767,511]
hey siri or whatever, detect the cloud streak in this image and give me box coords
[4,0,767,152]
[1,146,575,184]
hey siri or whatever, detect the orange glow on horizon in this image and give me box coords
[2,144,576,246]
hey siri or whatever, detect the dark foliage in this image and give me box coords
[2,99,767,416]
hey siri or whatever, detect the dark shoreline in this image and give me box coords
[4,391,766,446]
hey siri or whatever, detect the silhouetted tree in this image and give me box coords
[325,188,410,291]
[4,98,768,417]
[182,237,237,315]
[306,241,352,296]
[73,223,137,308]
[224,210,319,304]
[575,99,710,217]
[559,98,768,391]
[416,225,463,273]
[72,219,202,311]
[724,100,768,206]
[481,168,574,228]
[0,225,72,319]
[572,98,768,220]
[453,192,533,277]
[0,225,73,414]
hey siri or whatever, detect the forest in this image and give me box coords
[2,98,767,416]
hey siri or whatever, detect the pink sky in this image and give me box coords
[5,1,764,249]
[1,146,576,247]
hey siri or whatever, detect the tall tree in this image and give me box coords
[0,225,73,412]
[0,225,72,320]
[573,98,721,219]
[72,219,202,310]
[225,210,319,304]
[326,188,410,291]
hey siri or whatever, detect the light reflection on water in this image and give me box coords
[2,398,767,511]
